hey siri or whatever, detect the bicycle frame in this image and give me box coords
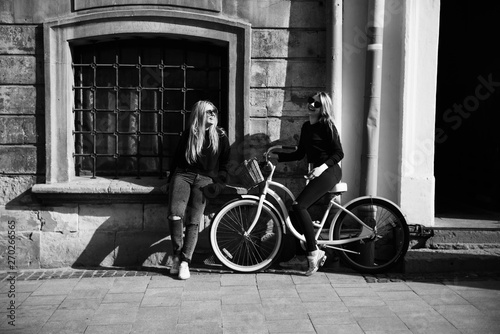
[243,146,377,253]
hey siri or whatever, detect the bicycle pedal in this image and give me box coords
[319,255,327,267]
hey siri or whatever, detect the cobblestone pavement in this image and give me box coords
[1,266,500,334]
[1,266,500,283]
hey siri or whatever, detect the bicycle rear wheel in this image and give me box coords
[210,199,283,272]
[331,197,409,274]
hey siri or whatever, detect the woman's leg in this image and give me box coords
[179,174,213,264]
[168,171,192,257]
[292,166,341,252]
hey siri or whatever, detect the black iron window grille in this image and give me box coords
[72,38,228,178]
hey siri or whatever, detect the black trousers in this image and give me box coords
[291,164,342,253]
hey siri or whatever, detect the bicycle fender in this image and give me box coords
[239,194,287,233]
[331,195,405,221]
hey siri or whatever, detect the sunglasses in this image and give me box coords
[308,96,322,108]
[206,109,218,116]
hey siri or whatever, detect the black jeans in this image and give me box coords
[168,170,213,264]
[291,164,342,253]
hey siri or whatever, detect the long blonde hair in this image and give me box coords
[315,92,337,135]
[185,100,221,164]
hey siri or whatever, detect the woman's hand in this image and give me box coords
[160,183,169,194]
[305,164,328,180]
[203,182,226,198]
[264,152,279,161]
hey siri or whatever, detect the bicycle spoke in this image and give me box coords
[210,199,283,272]
[332,198,409,274]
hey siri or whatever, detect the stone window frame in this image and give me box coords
[33,9,250,204]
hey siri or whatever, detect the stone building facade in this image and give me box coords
[0,0,440,269]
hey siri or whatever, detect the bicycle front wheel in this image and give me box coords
[331,197,409,274]
[210,199,283,272]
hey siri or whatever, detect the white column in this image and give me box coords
[399,0,441,226]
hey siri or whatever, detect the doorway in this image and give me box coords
[435,0,500,219]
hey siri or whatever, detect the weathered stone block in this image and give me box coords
[249,90,268,117]
[0,175,37,205]
[273,117,304,143]
[251,60,325,88]
[247,118,268,138]
[236,0,325,28]
[252,30,325,58]
[0,116,37,144]
[248,116,304,145]
[0,86,42,114]
[0,231,40,269]
[114,231,171,267]
[250,89,286,117]
[78,203,143,231]
[0,146,37,173]
[251,60,287,87]
[41,230,115,268]
[0,56,40,84]
[250,89,320,118]
[38,206,78,233]
[144,204,169,232]
[0,0,14,23]
[0,25,40,54]
[0,206,41,232]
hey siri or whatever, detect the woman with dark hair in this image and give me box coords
[167,100,230,279]
[276,92,344,275]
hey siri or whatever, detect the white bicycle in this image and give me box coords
[209,146,410,274]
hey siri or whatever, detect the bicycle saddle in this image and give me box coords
[329,182,347,194]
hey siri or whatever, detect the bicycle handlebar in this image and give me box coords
[264,145,297,162]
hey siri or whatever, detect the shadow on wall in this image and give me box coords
[72,133,275,269]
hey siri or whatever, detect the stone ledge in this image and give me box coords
[32,177,168,204]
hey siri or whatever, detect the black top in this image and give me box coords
[277,121,344,168]
[170,127,230,182]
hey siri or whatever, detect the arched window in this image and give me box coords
[37,11,250,186]
[72,38,228,178]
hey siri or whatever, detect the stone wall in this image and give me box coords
[0,0,329,270]
[0,23,46,269]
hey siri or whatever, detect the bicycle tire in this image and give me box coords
[210,198,283,272]
[331,197,409,274]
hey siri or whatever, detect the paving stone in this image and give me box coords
[303,300,348,314]
[315,323,365,334]
[308,312,357,326]
[347,305,395,318]
[85,324,133,334]
[15,304,57,318]
[39,320,88,334]
[335,286,378,297]
[66,289,109,300]
[174,322,222,334]
[102,292,144,304]
[58,298,102,310]
[265,319,316,333]
[221,322,268,334]
[49,308,95,322]
[140,296,181,307]
[177,300,221,324]
[181,289,221,301]
[220,273,256,286]
[0,267,499,333]
[20,294,66,306]
[357,314,409,332]
[258,287,299,299]
[339,296,386,307]
[262,304,309,321]
[297,289,340,302]
[419,290,469,305]
[30,279,78,295]
[90,306,139,325]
